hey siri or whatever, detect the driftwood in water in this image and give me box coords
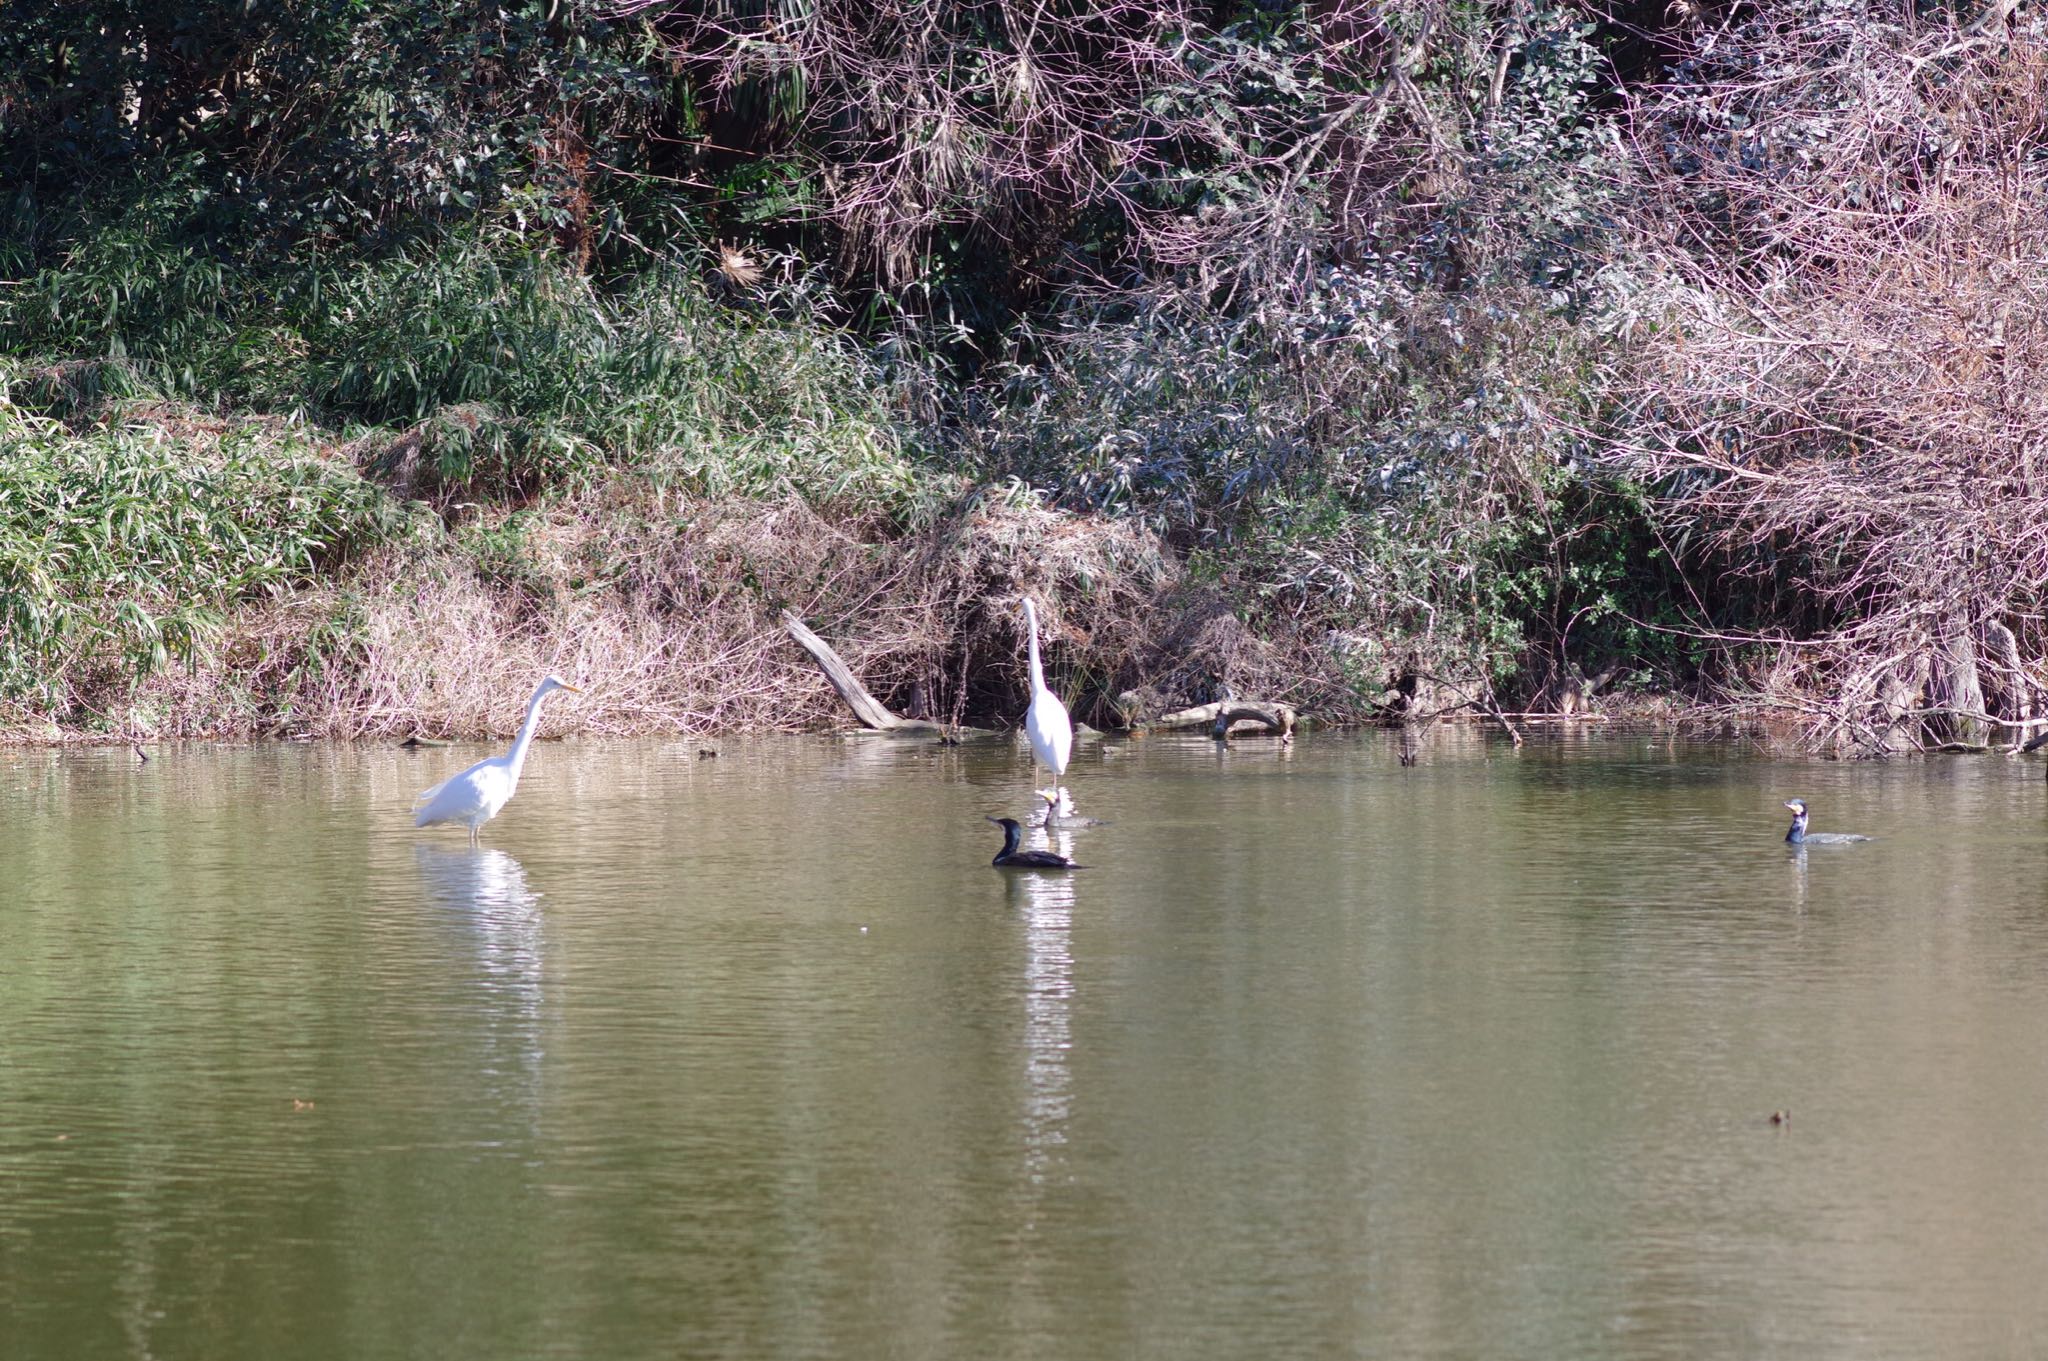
[781,610,997,739]
[783,610,900,728]
[1144,699,1295,740]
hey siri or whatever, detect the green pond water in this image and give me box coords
[5,728,2048,1359]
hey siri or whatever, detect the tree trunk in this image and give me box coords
[1931,619,1987,747]
[1981,618,2032,732]
[1876,654,1927,753]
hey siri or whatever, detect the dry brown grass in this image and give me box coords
[3,481,1391,743]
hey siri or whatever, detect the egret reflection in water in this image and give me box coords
[414,844,543,980]
[412,844,547,1094]
[1007,823,1079,1181]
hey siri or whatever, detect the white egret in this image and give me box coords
[1021,598,1073,817]
[413,675,581,844]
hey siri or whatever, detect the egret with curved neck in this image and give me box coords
[414,675,581,844]
[1022,598,1073,817]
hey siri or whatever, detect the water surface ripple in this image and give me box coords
[4,731,2048,1359]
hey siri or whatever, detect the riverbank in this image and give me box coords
[0,387,2011,751]
[1,237,1651,745]
[9,5,2048,751]
[0,396,1369,743]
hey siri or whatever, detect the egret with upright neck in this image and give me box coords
[1021,598,1073,817]
[414,675,581,844]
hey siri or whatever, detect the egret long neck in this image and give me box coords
[503,687,553,787]
[1024,600,1047,695]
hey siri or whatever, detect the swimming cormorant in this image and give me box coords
[987,816,1086,870]
[1783,798,1871,845]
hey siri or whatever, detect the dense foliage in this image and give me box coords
[1609,5,2048,747]
[4,0,2042,743]
[0,403,403,705]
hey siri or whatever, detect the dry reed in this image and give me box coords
[3,480,1390,742]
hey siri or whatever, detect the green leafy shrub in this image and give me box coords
[0,402,404,703]
[317,235,937,511]
[1,212,941,517]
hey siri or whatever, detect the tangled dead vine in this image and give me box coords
[1606,12,2048,751]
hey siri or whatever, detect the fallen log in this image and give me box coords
[1143,699,1295,740]
[781,610,998,739]
[782,610,901,729]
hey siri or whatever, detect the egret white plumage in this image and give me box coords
[1021,598,1073,817]
[413,675,581,844]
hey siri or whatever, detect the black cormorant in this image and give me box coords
[987,816,1086,870]
[1784,798,1871,845]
